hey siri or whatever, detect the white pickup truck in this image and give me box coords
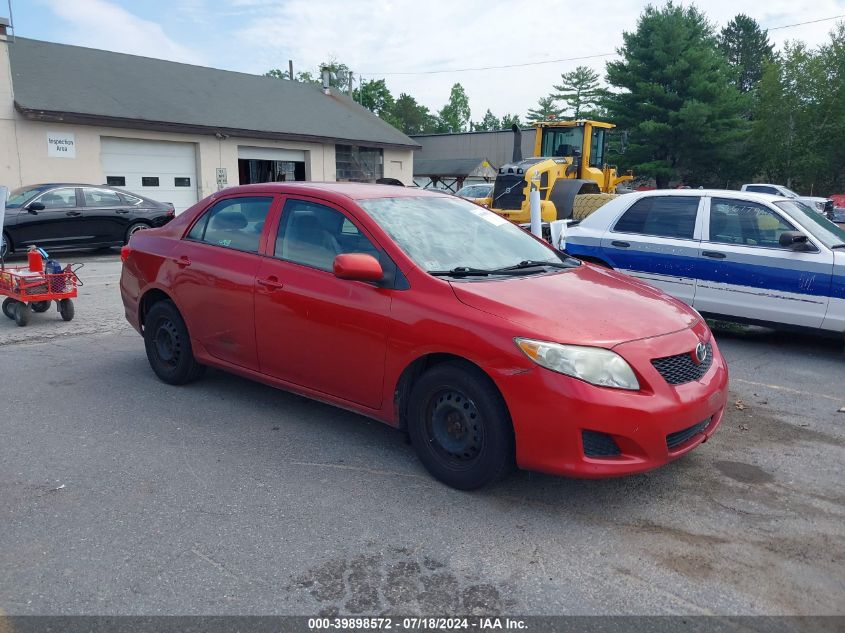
[740,184,834,219]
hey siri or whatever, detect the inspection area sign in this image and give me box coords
[47,131,76,158]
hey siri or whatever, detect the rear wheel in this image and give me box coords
[59,299,74,321]
[407,362,514,490]
[1,232,10,259]
[143,301,205,385]
[31,301,51,313]
[14,302,31,327]
[2,298,16,319]
[125,222,149,243]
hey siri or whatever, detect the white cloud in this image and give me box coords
[40,0,205,65]
[230,0,845,120]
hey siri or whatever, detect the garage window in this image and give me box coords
[187,196,273,253]
[336,145,383,182]
[614,196,699,240]
[106,176,126,187]
[175,177,191,187]
[142,177,160,187]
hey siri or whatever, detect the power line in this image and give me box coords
[360,13,845,77]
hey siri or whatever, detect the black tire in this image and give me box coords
[2,298,16,320]
[1,232,10,258]
[31,301,51,313]
[143,301,205,385]
[59,298,74,321]
[407,361,514,490]
[125,222,150,243]
[14,302,31,327]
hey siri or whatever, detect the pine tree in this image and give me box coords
[719,14,774,93]
[552,66,603,118]
[472,109,501,131]
[526,96,564,123]
[605,2,748,187]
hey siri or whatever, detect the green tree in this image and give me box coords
[353,78,395,118]
[436,83,472,133]
[719,14,774,93]
[472,109,501,131]
[265,59,351,91]
[605,2,748,188]
[526,95,564,123]
[264,68,317,83]
[553,65,604,118]
[389,93,438,135]
[500,113,521,128]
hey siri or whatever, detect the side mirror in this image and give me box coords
[333,253,383,282]
[27,202,45,214]
[779,231,809,250]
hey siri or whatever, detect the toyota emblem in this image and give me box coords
[694,342,707,365]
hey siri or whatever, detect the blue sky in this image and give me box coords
[8,0,845,120]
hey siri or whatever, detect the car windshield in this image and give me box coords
[775,200,845,248]
[5,185,49,208]
[359,195,569,276]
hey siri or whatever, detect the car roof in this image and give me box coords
[626,188,782,203]
[220,181,452,201]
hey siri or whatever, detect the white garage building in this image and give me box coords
[0,32,417,212]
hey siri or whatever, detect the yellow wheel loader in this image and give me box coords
[479,120,633,223]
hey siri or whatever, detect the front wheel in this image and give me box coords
[59,299,74,321]
[143,301,205,385]
[2,298,16,319]
[407,362,514,490]
[14,302,31,327]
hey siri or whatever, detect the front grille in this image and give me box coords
[666,418,711,450]
[582,430,621,457]
[824,199,834,213]
[651,343,713,385]
[491,174,526,210]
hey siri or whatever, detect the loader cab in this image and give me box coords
[539,125,585,161]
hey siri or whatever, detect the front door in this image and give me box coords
[254,196,392,409]
[693,196,832,328]
[80,187,130,244]
[599,195,703,305]
[169,194,276,370]
[13,187,86,249]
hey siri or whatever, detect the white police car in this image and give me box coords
[564,189,845,335]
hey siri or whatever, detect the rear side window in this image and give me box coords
[83,188,122,207]
[613,196,699,239]
[745,185,776,195]
[186,196,273,253]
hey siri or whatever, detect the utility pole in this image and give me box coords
[288,59,293,81]
[348,72,354,98]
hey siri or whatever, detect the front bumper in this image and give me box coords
[497,321,728,478]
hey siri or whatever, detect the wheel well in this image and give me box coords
[138,288,173,330]
[393,353,505,430]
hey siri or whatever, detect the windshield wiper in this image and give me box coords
[429,266,494,277]
[492,259,572,272]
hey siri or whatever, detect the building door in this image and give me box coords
[100,137,198,213]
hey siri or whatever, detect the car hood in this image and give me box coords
[450,264,700,348]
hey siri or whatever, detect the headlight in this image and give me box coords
[515,338,640,390]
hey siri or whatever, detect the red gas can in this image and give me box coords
[27,246,44,273]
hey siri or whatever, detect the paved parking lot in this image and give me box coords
[1,251,843,615]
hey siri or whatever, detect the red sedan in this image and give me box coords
[120,183,728,489]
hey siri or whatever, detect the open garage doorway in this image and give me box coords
[238,146,307,184]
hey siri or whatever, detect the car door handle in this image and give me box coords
[611,241,630,248]
[173,256,191,268]
[65,211,82,217]
[257,276,284,290]
[702,251,726,259]
[116,209,130,214]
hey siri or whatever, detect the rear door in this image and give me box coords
[693,196,832,328]
[80,187,130,244]
[168,194,277,370]
[599,195,704,305]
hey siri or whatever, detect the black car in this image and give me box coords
[1,183,175,257]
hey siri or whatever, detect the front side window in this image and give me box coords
[83,188,122,207]
[540,126,584,158]
[613,196,699,240]
[589,127,606,167]
[745,185,776,194]
[275,199,379,271]
[187,196,272,253]
[709,198,796,248]
[36,188,77,209]
[359,195,563,273]
[774,200,845,249]
[6,186,49,208]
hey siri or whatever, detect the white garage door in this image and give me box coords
[101,138,198,213]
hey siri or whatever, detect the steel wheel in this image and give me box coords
[154,318,182,369]
[143,301,205,385]
[425,389,485,468]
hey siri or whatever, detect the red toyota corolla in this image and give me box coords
[120,183,728,489]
